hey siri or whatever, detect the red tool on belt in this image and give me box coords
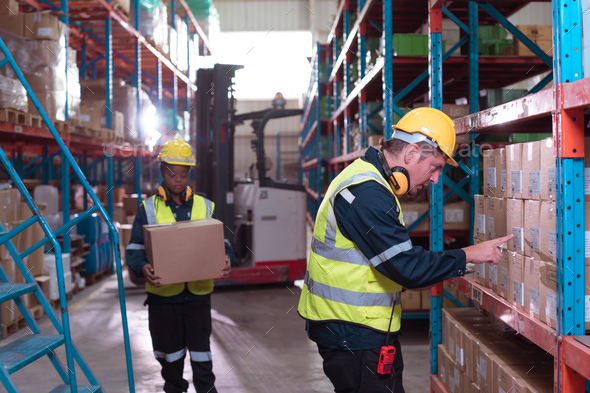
[377,296,397,375]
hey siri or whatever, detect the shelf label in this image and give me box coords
[487,167,496,188]
[585,168,590,195]
[530,227,541,252]
[501,169,507,192]
[511,170,522,194]
[513,227,524,252]
[518,320,525,333]
[547,168,556,193]
[514,280,524,307]
[477,214,486,234]
[489,265,497,286]
[529,170,541,195]
[488,217,495,238]
[472,286,483,304]
[530,288,540,315]
[501,267,508,290]
[14,126,22,133]
[549,230,557,258]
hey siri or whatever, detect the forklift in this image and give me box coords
[194,64,307,286]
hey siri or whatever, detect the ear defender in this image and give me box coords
[157,184,193,202]
[378,150,411,196]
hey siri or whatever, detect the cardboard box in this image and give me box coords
[495,148,507,198]
[0,15,24,36]
[0,188,21,227]
[487,197,507,239]
[118,224,132,259]
[474,195,486,241]
[401,290,421,310]
[587,200,590,265]
[538,201,557,263]
[515,39,553,57]
[368,135,381,147]
[79,100,105,130]
[0,0,19,16]
[473,238,489,288]
[509,252,524,310]
[505,199,524,253]
[123,194,142,217]
[540,137,556,201]
[506,144,522,199]
[444,201,470,231]
[401,202,429,232]
[24,11,65,41]
[523,200,541,257]
[539,261,557,328]
[438,345,448,389]
[483,149,497,197]
[498,249,510,300]
[521,141,540,200]
[421,290,430,310]
[143,219,226,285]
[443,104,470,120]
[524,257,541,318]
[498,363,553,393]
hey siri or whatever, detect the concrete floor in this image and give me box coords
[1,273,431,393]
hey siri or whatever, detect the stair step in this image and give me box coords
[49,385,102,393]
[0,334,64,374]
[0,283,37,303]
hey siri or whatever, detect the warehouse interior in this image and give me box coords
[0,0,587,392]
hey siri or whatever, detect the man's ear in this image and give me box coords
[404,144,420,164]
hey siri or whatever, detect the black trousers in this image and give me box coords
[148,300,217,393]
[318,339,404,393]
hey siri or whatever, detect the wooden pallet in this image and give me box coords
[54,120,71,134]
[1,316,23,339]
[26,113,44,129]
[29,304,44,320]
[0,108,27,125]
[82,267,112,286]
[114,135,125,145]
[97,128,115,141]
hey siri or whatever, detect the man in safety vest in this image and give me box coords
[126,139,233,393]
[298,108,512,393]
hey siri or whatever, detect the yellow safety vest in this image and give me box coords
[298,158,409,333]
[143,194,216,296]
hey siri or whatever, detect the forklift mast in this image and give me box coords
[194,64,242,242]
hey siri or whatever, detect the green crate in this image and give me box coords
[393,34,446,56]
[479,88,527,109]
[478,26,508,40]
[479,39,512,56]
[510,133,552,143]
[393,106,410,123]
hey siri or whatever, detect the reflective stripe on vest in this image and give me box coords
[298,158,406,333]
[143,195,216,296]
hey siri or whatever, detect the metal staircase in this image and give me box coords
[0,37,135,392]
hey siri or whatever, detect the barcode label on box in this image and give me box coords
[476,263,485,279]
[440,366,446,383]
[501,169,507,192]
[80,114,90,123]
[488,217,495,238]
[487,168,497,188]
[586,231,590,258]
[548,168,556,193]
[472,286,483,304]
[405,211,418,225]
[501,267,508,290]
[585,295,590,322]
[489,265,497,285]
[38,27,53,36]
[477,214,486,234]
[531,288,540,315]
[449,377,455,393]
[529,170,541,195]
[512,170,522,193]
[455,368,460,387]
[513,227,524,251]
[585,168,590,195]
[457,347,464,366]
[530,227,541,252]
[514,280,524,306]
[445,209,464,223]
[479,356,487,381]
[549,230,557,257]
[547,292,557,322]
[449,337,455,356]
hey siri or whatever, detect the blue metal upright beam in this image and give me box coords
[358,0,367,148]
[105,9,114,220]
[315,43,323,210]
[428,2,444,376]
[382,0,393,139]
[133,0,142,200]
[468,1,479,246]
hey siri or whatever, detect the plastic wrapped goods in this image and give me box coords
[168,26,178,65]
[0,75,27,112]
[175,15,188,71]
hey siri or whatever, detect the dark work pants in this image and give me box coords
[318,339,404,393]
[149,300,217,393]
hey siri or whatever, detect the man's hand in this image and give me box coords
[142,264,162,287]
[220,256,231,279]
[462,235,514,265]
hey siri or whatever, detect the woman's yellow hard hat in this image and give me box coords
[158,139,196,166]
[392,107,458,167]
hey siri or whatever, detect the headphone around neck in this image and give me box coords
[157,184,193,202]
[378,150,410,196]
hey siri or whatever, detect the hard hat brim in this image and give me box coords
[393,125,458,167]
[159,157,196,166]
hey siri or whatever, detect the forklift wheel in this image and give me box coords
[127,265,146,286]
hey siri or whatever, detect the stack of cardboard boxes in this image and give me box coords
[477,137,575,329]
[514,25,553,57]
[439,308,553,393]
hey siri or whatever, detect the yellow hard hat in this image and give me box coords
[392,107,458,167]
[158,139,196,166]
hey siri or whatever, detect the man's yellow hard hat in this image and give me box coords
[158,139,196,166]
[392,107,458,167]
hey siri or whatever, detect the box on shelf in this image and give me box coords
[506,143,522,199]
[495,148,507,198]
[438,345,447,388]
[0,0,18,16]
[400,202,428,232]
[143,219,226,285]
[0,188,21,227]
[442,104,470,120]
[509,252,524,310]
[523,200,540,258]
[473,238,489,288]
[474,195,486,241]
[515,39,553,57]
[123,194,143,217]
[24,12,66,41]
[486,197,506,239]
[483,149,496,197]
[80,100,105,130]
[498,249,510,300]
[540,137,556,201]
[538,200,557,263]
[0,15,24,36]
[505,199,524,253]
[524,257,541,319]
[521,141,541,200]
[539,261,557,328]
[443,201,470,231]
[400,290,421,310]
